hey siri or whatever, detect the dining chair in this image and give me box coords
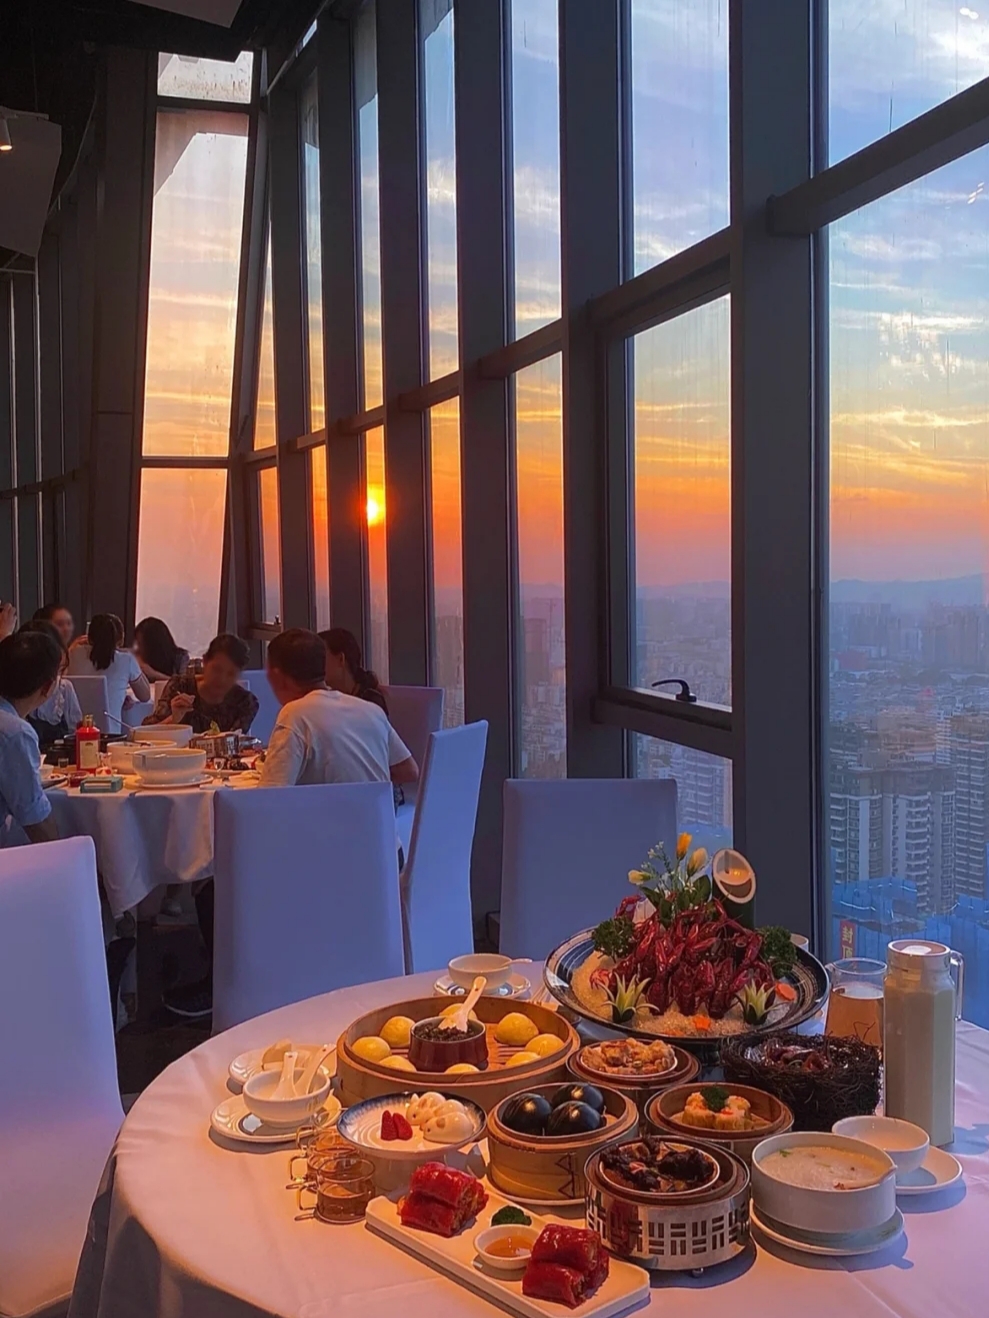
[66,674,112,734]
[0,836,123,1318]
[121,698,154,728]
[498,778,679,961]
[381,684,445,849]
[239,667,281,745]
[211,781,405,1033]
[400,720,488,974]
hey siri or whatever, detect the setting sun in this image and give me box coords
[366,489,385,526]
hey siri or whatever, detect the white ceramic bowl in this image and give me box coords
[39,761,56,783]
[132,747,207,786]
[751,1132,897,1234]
[242,1065,333,1128]
[448,953,513,991]
[128,724,194,747]
[108,741,155,774]
[473,1225,539,1273]
[832,1116,929,1175]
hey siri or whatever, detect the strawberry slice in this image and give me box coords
[380,1110,398,1141]
[392,1111,414,1141]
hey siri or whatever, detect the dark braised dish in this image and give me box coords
[412,1018,484,1044]
[600,1137,717,1194]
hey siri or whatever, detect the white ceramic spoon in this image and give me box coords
[441,975,487,1033]
[295,1043,334,1096]
[272,1049,299,1099]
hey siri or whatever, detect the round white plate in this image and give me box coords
[750,1204,904,1257]
[337,1092,486,1159]
[130,773,211,791]
[42,774,69,790]
[210,1092,341,1146]
[228,1044,335,1089]
[895,1146,963,1196]
[433,973,530,999]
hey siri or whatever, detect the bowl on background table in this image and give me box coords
[128,724,194,747]
[832,1115,929,1176]
[132,747,207,787]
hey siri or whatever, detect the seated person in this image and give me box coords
[259,628,418,789]
[0,601,16,641]
[319,627,388,713]
[143,633,258,733]
[0,629,63,845]
[21,620,83,750]
[32,601,75,649]
[134,615,190,684]
[68,613,151,725]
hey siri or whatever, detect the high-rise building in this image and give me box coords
[951,714,989,901]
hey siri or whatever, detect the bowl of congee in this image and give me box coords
[750,1132,897,1234]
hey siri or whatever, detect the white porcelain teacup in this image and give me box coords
[448,953,512,992]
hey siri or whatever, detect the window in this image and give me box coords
[514,354,566,777]
[365,426,389,680]
[135,469,227,657]
[355,1,383,410]
[633,734,733,857]
[420,0,459,378]
[301,76,324,431]
[829,2,989,165]
[629,0,728,276]
[312,447,331,630]
[254,232,275,449]
[429,398,464,726]
[510,0,561,338]
[630,296,730,705]
[157,52,254,102]
[259,466,281,625]
[828,147,989,1025]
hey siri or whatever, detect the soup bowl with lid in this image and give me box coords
[750,1131,897,1235]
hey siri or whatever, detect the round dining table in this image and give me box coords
[69,968,989,1318]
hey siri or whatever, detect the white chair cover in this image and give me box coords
[239,668,281,745]
[66,675,112,734]
[498,778,678,960]
[381,684,444,772]
[0,837,123,1318]
[401,721,488,974]
[211,782,405,1033]
[121,699,154,728]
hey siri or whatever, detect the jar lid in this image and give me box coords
[887,939,950,973]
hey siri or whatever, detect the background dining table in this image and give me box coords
[69,966,989,1318]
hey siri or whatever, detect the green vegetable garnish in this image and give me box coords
[779,1149,792,1157]
[592,914,635,962]
[758,925,797,978]
[701,1085,730,1113]
[491,1206,532,1227]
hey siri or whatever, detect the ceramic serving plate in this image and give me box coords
[894,1146,963,1196]
[434,973,531,999]
[210,1093,341,1146]
[337,1091,486,1159]
[228,1043,333,1089]
[749,1203,904,1257]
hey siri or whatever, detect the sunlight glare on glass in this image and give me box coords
[366,489,385,526]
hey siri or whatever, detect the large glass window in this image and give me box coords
[510,0,561,338]
[631,296,730,705]
[355,1,383,410]
[629,0,728,276]
[828,147,989,1026]
[515,354,566,778]
[829,2,989,165]
[633,735,733,858]
[259,466,281,625]
[365,427,389,680]
[420,0,459,378]
[157,52,254,102]
[429,398,464,727]
[301,76,324,431]
[312,447,331,631]
[254,231,275,449]
[135,468,227,658]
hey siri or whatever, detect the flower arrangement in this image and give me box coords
[627,832,712,924]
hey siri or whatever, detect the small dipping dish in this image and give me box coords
[408,1016,489,1072]
[474,1225,539,1273]
[448,953,513,992]
[832,1115,930,1176]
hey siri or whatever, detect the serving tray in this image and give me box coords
[366,1187,650,1318]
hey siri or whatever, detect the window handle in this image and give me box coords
[651,678,697,704]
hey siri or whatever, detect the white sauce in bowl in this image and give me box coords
[760,1145,888,1190]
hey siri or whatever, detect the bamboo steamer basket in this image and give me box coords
[645,1082,793,1167]
[336,996,578,1113]
[568,1043,700,1117]
[486,1083,638,1205]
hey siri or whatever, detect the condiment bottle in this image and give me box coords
[883,940,964,1147]
[75,714,101,772]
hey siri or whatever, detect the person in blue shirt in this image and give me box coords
[0,629,63,846]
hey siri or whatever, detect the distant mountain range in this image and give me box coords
[831,575,985,609]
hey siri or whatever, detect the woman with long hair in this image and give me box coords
[68,613,150,724]
[134,616,190,683]
[144,633,258,733]
[318,627,388,714]
[21,619,82,750]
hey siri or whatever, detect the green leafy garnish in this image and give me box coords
[701,1085,730,1113]
[491,1206,532,1227]
[758,926,797,978]
[592,914,634,961]
[779,1149,792,1158]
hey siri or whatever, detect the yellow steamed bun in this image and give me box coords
[494,1012,539,1047]
[527,1033,563,1058]
[380,1055,417,1072]
[445,1062,480,1073]
[379,1015,415,1048]
[351,1035,392,1063]
[505,1051,540,1068]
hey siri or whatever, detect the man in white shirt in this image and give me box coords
[259,629,419,790]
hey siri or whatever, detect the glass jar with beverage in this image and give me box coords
[824,957,886,1048]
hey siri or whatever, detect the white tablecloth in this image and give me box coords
[69,968,989,1318]
[48,779,256,918]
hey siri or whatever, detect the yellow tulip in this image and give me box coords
[628,869,649,886]
[687,847,708,875]
[676,832,692,860]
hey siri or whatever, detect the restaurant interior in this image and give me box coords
[0,1,987,1316]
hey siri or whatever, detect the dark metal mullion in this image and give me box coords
[455,0,514,923]
[157,94,252,115]
[318,12,368,648]
[591,227,730,327]
[398,369,460,412]
[141,455,229,469]
[594,694,734,761]
[559,0,625,779]
[478,319,563,379]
